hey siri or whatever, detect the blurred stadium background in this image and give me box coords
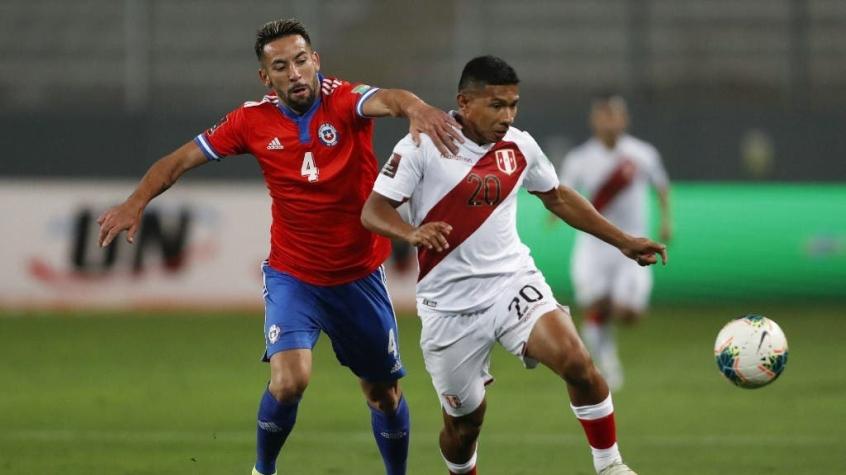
[1,1,844,474]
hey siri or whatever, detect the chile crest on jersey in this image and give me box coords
[318,122,339,147]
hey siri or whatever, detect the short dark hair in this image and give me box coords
[458,56,520,92]
[590,91,627,110]
[255,19,311,60]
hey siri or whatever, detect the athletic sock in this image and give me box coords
[582,316,625,391]
[369,395,410,475]
[571,394,622,473]
[255,388,299,475]
[581,320,603,357]
[443,449,477,474]
[586,308,608,325]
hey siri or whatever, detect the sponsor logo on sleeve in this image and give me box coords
[381,153,402,178]
[352,84,372,95]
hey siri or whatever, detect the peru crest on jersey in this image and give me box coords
[495,148,518,175]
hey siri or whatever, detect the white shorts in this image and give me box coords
[419,271,565,417]
[570,239,652,311]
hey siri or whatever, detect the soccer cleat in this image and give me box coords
[252,467,276,475]
[598,461,637,474]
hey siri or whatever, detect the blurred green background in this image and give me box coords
[522,185,846,302]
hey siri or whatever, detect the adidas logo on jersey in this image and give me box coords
[266,137,284,150]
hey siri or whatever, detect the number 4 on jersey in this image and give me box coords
[387,328,399,358]
[301,152,319,182]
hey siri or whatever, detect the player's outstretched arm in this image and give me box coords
[361,192,453,252]
[535,185,667,266]
[97,141,208,247]
[361,89,463,157]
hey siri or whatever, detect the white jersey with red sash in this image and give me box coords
[560,134,668,309]
[373,126,559,317]
[559,135,668,242]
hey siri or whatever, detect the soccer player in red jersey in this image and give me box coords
[97,19,462,475]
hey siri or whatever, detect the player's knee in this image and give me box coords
[268,375,309,403]
[558,347,596,388]
[365,384,402,414]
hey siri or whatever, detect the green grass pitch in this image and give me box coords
[1,304,843,474]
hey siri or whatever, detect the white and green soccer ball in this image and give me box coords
[713,315,789,389]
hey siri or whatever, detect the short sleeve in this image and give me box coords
[373,135,425,202]
[194,107,248,160]
[330,79,381,125]
[645,145,669,189]
[521,133,560,192]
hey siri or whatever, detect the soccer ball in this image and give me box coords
[713,315,788,389]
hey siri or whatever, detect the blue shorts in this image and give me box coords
[261,262,405,382]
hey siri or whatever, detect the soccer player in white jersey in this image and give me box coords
[361,56,667,475]
[559,94,672,391]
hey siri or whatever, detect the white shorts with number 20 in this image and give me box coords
[419,270,566,417]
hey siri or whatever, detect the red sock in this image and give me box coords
[449,468,477,475]
[586,308,608,325]
[578,412,617,449]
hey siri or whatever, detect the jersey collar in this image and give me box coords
[449,110,499,155]
[276,73,324,144]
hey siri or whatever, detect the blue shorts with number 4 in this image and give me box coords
[261,262,405,382]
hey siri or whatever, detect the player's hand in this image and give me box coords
[408,222,453,252]
[620,236,668,266]
[407,103,463,157]
[97,201,144,247]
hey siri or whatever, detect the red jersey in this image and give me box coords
[194,75,391,286]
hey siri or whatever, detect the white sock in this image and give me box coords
[583,322,624,391]
[441,449,477,474]
[570,393,614,420]
[571,395,622,473]
[592,443,622,473]
[581,321,603,357]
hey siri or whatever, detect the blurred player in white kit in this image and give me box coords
[558,94,672,391]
